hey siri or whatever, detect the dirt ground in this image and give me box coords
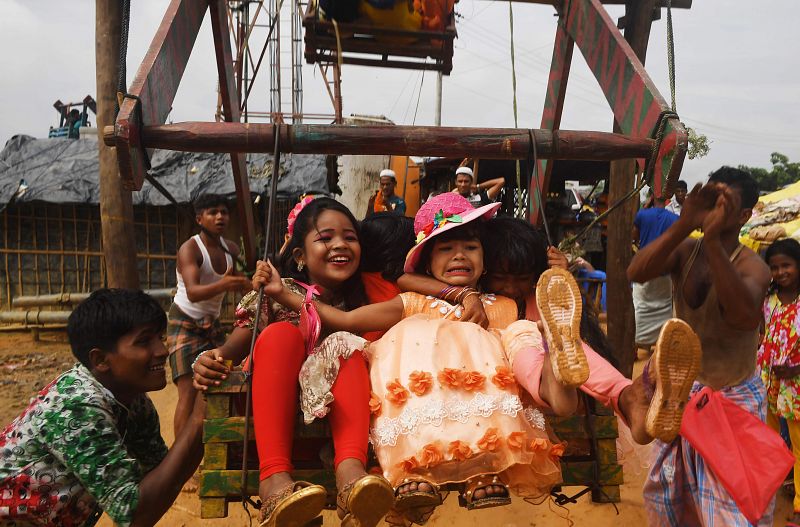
[0,330,793,526]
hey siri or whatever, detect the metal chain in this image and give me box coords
[509,1,524,217]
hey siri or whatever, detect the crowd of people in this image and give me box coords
[0,165,795,527]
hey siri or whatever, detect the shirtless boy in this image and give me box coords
[628,167,773,526]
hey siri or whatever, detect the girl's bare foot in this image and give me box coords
[619,376,654,445]
[259,471,294,504]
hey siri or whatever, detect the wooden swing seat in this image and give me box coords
[199,369,623,519]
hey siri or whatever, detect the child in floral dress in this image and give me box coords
[759,238,800,526]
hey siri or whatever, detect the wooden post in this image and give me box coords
[96,0,139,288]
[606,0,657,377]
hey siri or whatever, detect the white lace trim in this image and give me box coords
[523,406,547,431]
[371,393,534,447]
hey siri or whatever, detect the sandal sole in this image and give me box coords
[536,268,589,387]
[645,318,702,443]
[344,475,395,527]
[260,485,327,527]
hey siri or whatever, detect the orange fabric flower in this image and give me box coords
[385,379,410,406]
[462,371,486,392]
[491,366,516,390]
[437,368,464,389]
[408,371,434,396]
[528,438,549,452]
[447,440,474,461]
[369,392,382,416]
[550,443,566,458]
[477,428,502,452]
[397,456,420,472]
[420,443,444,468]
[507,431,527,450]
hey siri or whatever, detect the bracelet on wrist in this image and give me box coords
[192,349,212,372]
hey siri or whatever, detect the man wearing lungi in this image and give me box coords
[628,167,773,526]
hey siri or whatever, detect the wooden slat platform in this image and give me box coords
[199,370,623,518]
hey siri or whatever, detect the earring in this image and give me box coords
[297,261,305,272]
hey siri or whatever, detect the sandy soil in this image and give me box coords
[0,330,792,526]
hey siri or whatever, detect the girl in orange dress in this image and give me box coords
[257,194,582,524]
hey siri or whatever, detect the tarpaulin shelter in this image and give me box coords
[0,134,330,310]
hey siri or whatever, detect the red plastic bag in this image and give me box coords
[680,386,793,524]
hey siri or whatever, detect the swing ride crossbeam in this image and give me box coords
[103,122,654,160]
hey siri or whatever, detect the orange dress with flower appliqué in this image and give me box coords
[367,292,563,498]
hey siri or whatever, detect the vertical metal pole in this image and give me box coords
[434,71,443,126]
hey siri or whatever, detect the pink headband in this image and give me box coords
[287,196,316,237]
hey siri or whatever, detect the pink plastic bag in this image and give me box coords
[680,386,793,524]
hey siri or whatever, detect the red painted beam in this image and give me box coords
[209,0,256,270]
[562,0,687,198]
[531,20,574,223]
[114,0,208,190]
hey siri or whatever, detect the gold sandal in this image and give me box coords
[337,474,395,527]
[394,477,442,511]
[258,481,327,527]
[458,475,511,510]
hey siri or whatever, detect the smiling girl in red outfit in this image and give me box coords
[192,198,394,527]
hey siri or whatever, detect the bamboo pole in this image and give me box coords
[103,123,653,161]
[97,0,139,288]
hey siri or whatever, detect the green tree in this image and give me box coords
[739,152,800,192]
[687,127,710,160]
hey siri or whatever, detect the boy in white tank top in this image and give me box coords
[168,196,251,438]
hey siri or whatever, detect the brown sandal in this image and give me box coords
[536,267,589,387]
[337,474,395,527]
[394,477,442,511]
[645,318,702,443]
[458,475,511,510]
[258,481,327,527]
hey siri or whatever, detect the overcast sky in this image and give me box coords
[1,0,798,187]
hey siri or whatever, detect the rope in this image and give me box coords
[116,0,131,116]
[240,124,283,512]
[665,0,676,112]
[560,109,679,252]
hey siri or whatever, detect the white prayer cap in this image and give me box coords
[379,168,397,179]
[455,166,473,177]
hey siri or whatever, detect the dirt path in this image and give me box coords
[0,331,792,525]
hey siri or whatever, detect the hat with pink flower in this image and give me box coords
[404,193,500,272]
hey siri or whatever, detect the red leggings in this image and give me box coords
[251,322,370,480]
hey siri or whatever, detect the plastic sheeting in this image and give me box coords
[0,134,329,209]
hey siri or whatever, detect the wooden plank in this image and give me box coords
[206,393,232,419]
[204,416,330,443]
[550,414,618,439]
[531,21,574,223]
[204,442,228,469]
[115,0,208,189]
[105,123,653,160]
[200,497,228,518]
[207,369,248,393]
[200,469,337,497]
[561,461,623,486]
[209,0,256,270]
[563,0,687,198]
